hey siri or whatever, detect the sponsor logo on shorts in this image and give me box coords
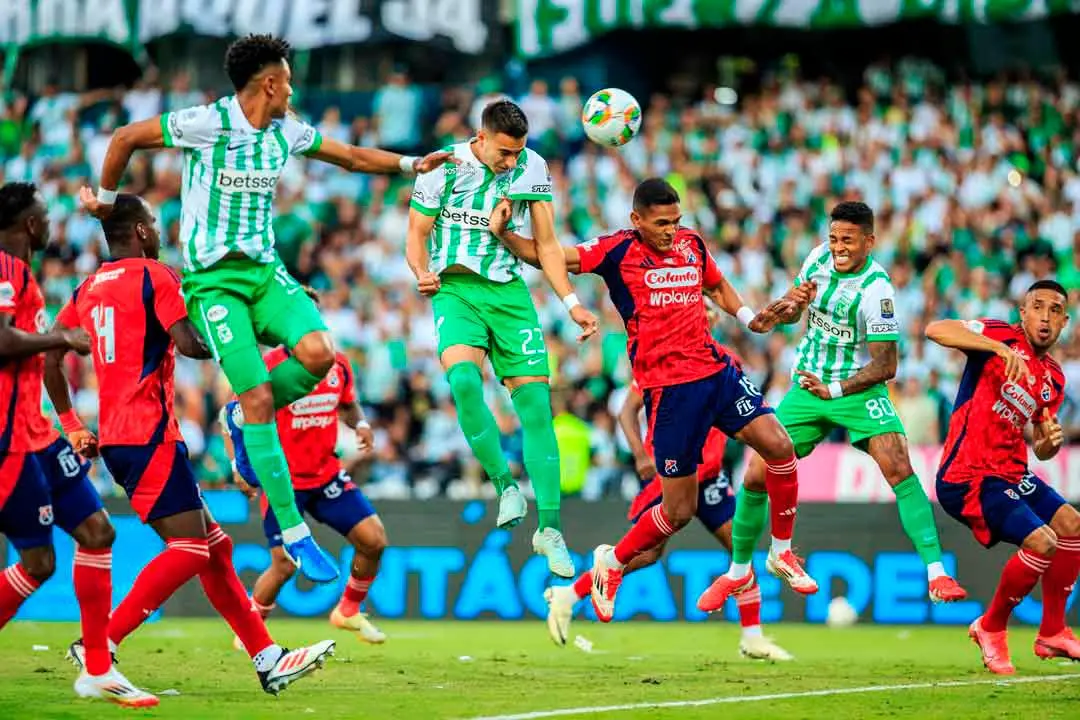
[57,447,82,478]
[880,299,895,318]
[736,396,755,417]
[323,481,343,500]
[808,308,854,340]
[440,207,489,228]
[206,305,228,323]
[38,505,53,526]
[1017,474,1037,496]
[215,169,279,193]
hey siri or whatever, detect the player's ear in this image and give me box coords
[630,209,641,229]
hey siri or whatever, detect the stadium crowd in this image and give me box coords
[4,57,1080,500]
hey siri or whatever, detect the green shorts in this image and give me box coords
[432,273,549,381]
[777,384,906,459]
[183,256,327,394]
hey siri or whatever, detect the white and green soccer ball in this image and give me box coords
[582,88,642,147]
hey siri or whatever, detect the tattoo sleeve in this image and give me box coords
[839,341,898,396]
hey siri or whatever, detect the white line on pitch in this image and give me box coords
[465,672,1080,720]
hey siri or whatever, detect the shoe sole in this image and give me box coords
[543,588,569,647]
[532,543,575,579]
[739,646,794,662]
[765,556,818,595]
[929,590,968,603]
[698,573,755,613]
[264,646,336,695]
[1034,641,1080,661]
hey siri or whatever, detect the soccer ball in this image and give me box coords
[826,596,858,628]
[582,88,642,147]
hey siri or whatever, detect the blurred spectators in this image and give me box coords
[7,57,1080,500]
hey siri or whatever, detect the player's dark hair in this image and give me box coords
[633,178,680,210]
[1027,279,1068,299]
[830,201,875,234]
[0,182,39,231]
[481,100,529,139]
[225,34,291,91]
[101,194,150,247]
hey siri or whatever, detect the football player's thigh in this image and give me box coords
[1017,472,1079,536]
[253,259,329,351]
[486,282,549,382]
[0,454,55,552]
[308,474,377,539]
[978,476,1048,549]
[432,289,490,369]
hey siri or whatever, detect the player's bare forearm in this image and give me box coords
[925,320,1004,354]
[839,342,898,396]
[530,201,576,298]
[339,402,363,429]
[0,320,74,359]
[99,117,166,190]
[406,210,435,277]
[704,277,745,318]
[169,319,212,360]
[310,138,405,174]
[618,391,648,461]
[499,229,542,268]
[43,348,75,415]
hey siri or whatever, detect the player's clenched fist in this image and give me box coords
[416,271,441,296]
[69,427,99,459]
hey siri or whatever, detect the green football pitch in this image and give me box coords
[1,619,1078,719]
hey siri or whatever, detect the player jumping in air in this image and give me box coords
[927,280,1080,674]
[226,334,388,645]
[492,178,802,622]
[47,195,335,695]
[0,182,156,706]
[406,100,599,578]
[80,34,451,583]
[698,202,967,611]
[544,380,793,660]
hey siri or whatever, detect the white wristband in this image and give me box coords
[827,381,844,399]
[96,187,118,205]
[562,293,581,312]
[736,306,756,329]
[399,156,419,176]
[355,420,371,430]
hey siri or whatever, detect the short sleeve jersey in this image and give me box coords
[410,141,552,283]
[160,96,322,272]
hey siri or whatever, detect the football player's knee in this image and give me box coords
[759,426,795,462]
[1056,506,1080,537]
[1027,527,1058,557]
[21,547,56,584]
[79,513,116,550]
[295,332,335,377]
[879,452,914,484]
[664,496,697,529]
[239,384,275,423]
[742,456,767,492]
[446,362,484,405]
[272,551,298,581]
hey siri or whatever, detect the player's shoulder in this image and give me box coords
[169,100,225,130]
[334,350,352,368]
[518,146,549,167]
[0,249,29,279]
[1043,354,1065,382]
[581,229,635,255]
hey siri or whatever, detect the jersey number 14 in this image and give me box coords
[90,304,116,364]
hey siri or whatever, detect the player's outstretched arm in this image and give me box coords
[618,388,655,481]
[307,137,453,175]
[489,199,581,272]
[168,319,213,360]
[81,118,166,219]
[926,319,1028,384]
[0,315,89,360]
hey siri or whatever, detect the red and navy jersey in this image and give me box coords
[939,318,1066,483]
[577,228,733,390]
[267,347,356,490]
[0,250,59,454]
[56,258,187,447]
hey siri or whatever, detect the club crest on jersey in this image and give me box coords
[0,281,14,308]
[664,459,679,474]
[38,504,53,526]
[1042,384,1052,402]
[880,299,894,318]
[327,369,340,388]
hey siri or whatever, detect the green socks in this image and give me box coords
[269,355,324,410]
[446,363,517,495]
[244,421,305,530]
[730,488,769,565]
[893,474,944,566]
[511,382,561,531]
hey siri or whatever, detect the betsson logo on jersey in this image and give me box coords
[808,308,854,340]
[215,169,279,193]
[440,207,489,228]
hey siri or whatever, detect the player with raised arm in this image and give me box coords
[491,178,802,622]
[406,100,599,577]
[927,280,1080,674]
[0,182,156,706]
[80,34,451,583]
[47,195,335,695]
[698,202,967,611]
[225,329,388,646]
[544,379,793,660]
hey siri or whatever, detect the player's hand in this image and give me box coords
[489,198,512,239]
[570,304,599,343]
[749,298,797,333]
[634,454,657,482]
[69,428,99,459]
[62,327,91,355]
[995,343,1029,385]
[79,185,114,220]
[416,271,441,296]
[790,280,817,308]
[412,150,457,174]
[355,423,375,458]
[234,476,259,500]
[1039,409,1064,450]
[796,370,832,400]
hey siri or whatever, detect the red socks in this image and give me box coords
[765,456,799,542]
[1040,537,1080,637]
[339,576,374,617]
[984,549,1051,632]
[109,537,210,645]
[199,524,275,659]
[613,505,677,565]
[736,583,762,629]
[74,547,112,676]
[572,571,592,600]
[0,564,40,630]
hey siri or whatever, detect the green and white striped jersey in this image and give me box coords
[792,243,900,383]
[160,96,323,272]
[410,141,552,283]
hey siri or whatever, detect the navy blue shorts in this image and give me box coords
[35,437,103,537]
[101,442,203,523]
[261,470,377,547]
[644,364,772,478]
[937,472,1068,548]
[0,453,54,550]
[631,471,736,534]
